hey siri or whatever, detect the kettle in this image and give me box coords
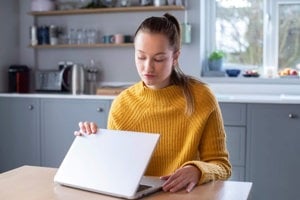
[71,64,86,95]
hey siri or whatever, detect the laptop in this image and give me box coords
[54,129,164,199]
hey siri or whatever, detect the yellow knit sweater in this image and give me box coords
[107,81,231,184]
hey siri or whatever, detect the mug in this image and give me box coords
[114,34,124,44]
[102,35,114,44]
[124,35,133,43]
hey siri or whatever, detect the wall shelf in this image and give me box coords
[29,43,134,49]
[28,5,185,16]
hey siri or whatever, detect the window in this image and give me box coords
[277,3,300,71]
[203,0,300,78]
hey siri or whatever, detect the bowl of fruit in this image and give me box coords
[278,68,299,78]
[243,69,260,77]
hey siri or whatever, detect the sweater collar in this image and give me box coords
[135,81,183,105]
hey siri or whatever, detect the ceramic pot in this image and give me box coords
[31,0,55,11]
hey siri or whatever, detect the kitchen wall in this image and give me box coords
[0,0,20,92]
[17,0,201,86]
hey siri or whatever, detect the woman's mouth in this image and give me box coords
[144,74,155,79]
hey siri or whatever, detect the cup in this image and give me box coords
[120,0,130,6]
[124,35,133,43]
[76,28,86,44]
[86,28,97,44]
[102,35,114,44]
[68,28,77,44]
[114,34,124,44]
[140,0,152,6]
[154,0,166,6]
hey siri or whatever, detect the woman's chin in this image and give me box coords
[143,81,157,89]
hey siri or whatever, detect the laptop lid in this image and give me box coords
[54,129,161,199]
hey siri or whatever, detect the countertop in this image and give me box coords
[1,92,300,104]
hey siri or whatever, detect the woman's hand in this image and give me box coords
[160,165,201,193]
[74,121,98,136]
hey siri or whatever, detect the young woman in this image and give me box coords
[75,13,231,193]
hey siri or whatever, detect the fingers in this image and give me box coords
[73,131,83,136]
[162,165,200,193]
[162,172,186,193]
[160,175,171,180]
[90,122,98,133]
[186,182,197,193]
[75,121,98,136]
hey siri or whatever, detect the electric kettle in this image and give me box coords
[71,64,86,95]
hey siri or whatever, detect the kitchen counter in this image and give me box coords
[0,93,116,100]
[1,92,300,104]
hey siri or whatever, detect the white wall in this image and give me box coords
[0,0,19,92]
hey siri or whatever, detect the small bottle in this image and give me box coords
[86,59,98,94]
[49,25,58,45]
[30,25,38,46]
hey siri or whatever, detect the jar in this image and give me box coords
[154,0,166,6]
[31,0,55,12]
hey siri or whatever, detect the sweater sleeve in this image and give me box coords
[183,106,232,184]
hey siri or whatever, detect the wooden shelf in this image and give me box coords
[29,43,134,49]
[28,5,185,16]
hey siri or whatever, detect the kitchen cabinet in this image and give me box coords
[40,98,111,167]
[0,97,40,172]
[219,103,247,181]
[247,104,300,200]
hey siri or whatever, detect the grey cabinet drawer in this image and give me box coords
[0,97,40,172]
[225,126,246,166]
[219,103,246,126]
[41,99,111,168]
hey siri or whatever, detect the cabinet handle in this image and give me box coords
[28,105,34,110]
[288,113,297,119]
[96,107,104,112]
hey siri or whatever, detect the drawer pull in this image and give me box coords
[288,113,297,119]
[96,107,104,112]
[28,105,34,110]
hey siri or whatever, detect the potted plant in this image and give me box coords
[208,50,225,71]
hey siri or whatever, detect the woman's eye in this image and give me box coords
[138,57,146,60]
[154,58,165,62]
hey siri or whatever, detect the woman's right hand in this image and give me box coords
[74,121,98,136]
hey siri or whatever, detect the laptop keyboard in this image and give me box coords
[137,184,152,192]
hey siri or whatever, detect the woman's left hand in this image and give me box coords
[160,165,201,193]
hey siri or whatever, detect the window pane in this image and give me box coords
[278,4,300,70]
[215,0,264,68]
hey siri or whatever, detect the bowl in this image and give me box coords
[225,69,241,77]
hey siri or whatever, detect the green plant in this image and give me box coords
[208,50,225,61]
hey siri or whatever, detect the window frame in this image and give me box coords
[201,0,300,82]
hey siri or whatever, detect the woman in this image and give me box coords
[75,13,231,193]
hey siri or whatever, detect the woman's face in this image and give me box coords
[134,31,179,89]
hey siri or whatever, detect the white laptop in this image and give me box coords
[54,129,164,199]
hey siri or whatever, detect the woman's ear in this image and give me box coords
[173,50,180,65]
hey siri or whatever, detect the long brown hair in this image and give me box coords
[135,13,200,115]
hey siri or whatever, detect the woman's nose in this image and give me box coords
[144,59,154,72]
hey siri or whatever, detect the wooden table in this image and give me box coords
[0,166,252,200]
